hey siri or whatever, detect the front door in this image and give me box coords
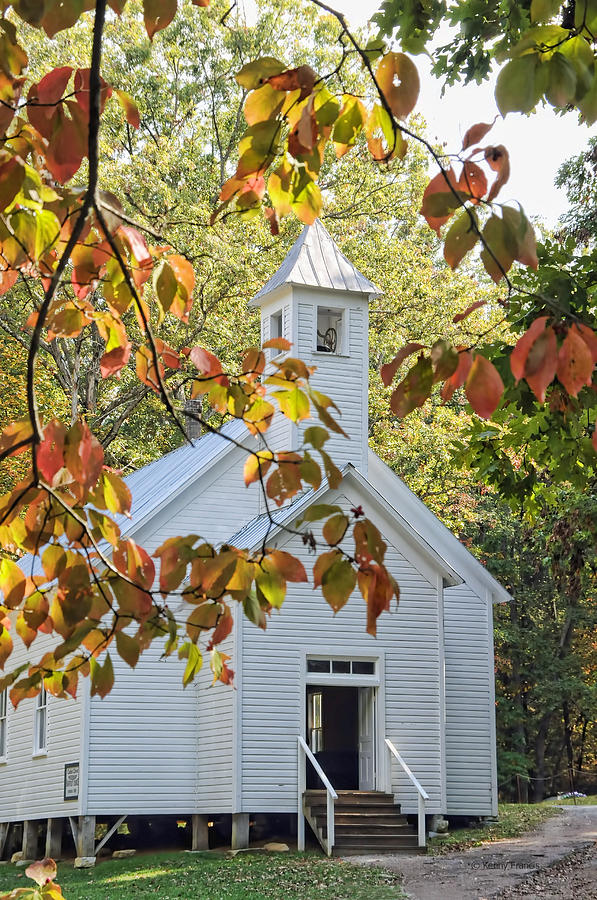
[358,686,376,790]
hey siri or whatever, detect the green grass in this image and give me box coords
[539,793,597,806]
[0,851,406,900]
[428,802,561,855]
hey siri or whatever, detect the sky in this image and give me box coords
[328,0,596,225]
[243,0,596,225]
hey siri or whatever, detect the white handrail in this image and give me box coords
[297,736,337,856]
[385,737,429,848]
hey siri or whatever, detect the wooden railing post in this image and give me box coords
[417,793,426,847]
[297,741,306,851]
[297,736,337,856]
[385,737,429,850]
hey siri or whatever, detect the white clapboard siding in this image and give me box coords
[86,643,199,815]
[0,630,82,822]
[195,628,236,813]
[239,485,442,816]
[444,583,495,815]
[86,448,257,816]
[296,292,368,475]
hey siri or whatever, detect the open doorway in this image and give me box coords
[306,685,376,790]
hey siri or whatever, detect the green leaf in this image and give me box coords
[313,550,357,612]
[304,425,329,449]
[291,179,321,225]
[530,0,562,22]
[545,52,577,107]
[323,513,349,546]
[332,95,365,150]
[236,57,286,90]
[89,653,115,698]
[443,209,479,268]
[495,54,543,115]
[480,215,515,283]
[178,641,203,685]
[256,569,286,608]
[559,36,595,98]
[299,503,343,523]
[578,69,597,123]
[115,630,140,668]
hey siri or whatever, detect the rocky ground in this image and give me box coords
[346,805,597,900]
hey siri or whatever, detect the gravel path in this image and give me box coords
[346,805,597,900]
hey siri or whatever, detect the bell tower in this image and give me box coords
[250,221,380,477]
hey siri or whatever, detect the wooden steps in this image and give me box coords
[303,790,424,856]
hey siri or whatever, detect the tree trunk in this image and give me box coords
[533,715,551,802]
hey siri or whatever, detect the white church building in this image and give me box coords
[0,221,510,861]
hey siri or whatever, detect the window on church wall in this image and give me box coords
[267,310,283,358]
[316,307,344,354]
[0,690,6,759]
[33,685,47,754]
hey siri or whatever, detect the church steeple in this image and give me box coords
[252,221,380,477]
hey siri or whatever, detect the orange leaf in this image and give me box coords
[207,603,234,649]
[267,65,317,100]
[462,121,493,150]
[556,327,594,397]
[190,346,223,377]
[64,421,103,489]
[118,225,152,268]
[485,145,510,202]
[264,550,307,583]
[380,343,425,386]
[458,161,487,202]
[510,317,549,381]
[376,52,420,120]
[100,341,132,378]
[263,337,291,351]
[574,323,597,365]
[524,325,557,403]
[115,89,140,128]
[144,0,177,39]
[37,419,66,484]
[420,167,459,236]
[453,300,486,323]
[465,354,504,418]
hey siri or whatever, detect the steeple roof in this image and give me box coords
[250,219,380,304]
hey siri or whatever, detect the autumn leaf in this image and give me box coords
[462,121,494,150]
[313,550,357,612]
[444,210,479,269]
[465,354,504,418]
[380,343,425,386]
[390,355,433,417]
[376,52,420,120]
[143,0,177,39]
[485,145,511,202]
[115,89,140,128]
[556,327,594,397]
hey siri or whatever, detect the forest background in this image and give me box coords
[0,0,595,805]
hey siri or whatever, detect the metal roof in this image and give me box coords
[18,418,250,577]
[116,417,249,536]
[227,488,322,549]
[251,219,380,304]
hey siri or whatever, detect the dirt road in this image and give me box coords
[347,805,597,900]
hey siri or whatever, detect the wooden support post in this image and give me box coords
[45,819,62,860]
[231,813,249,850]
[0,823,9,860]
[22,820,38,860]
[191,815,209,851]
[76,815,96,858]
